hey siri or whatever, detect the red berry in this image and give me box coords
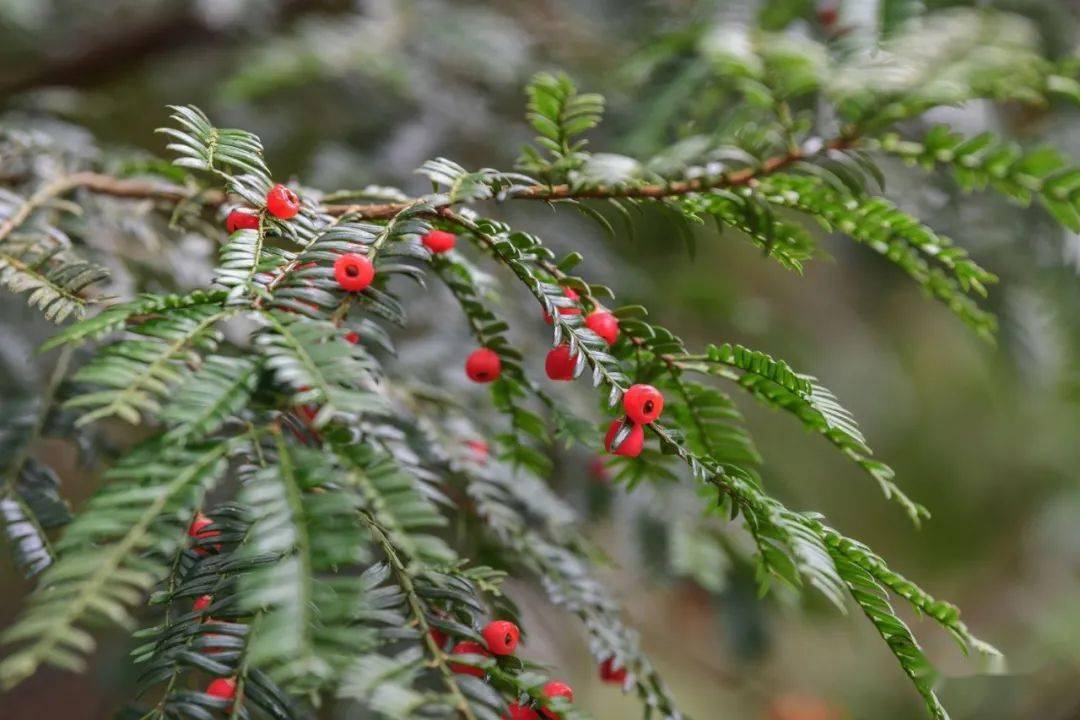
[623,384,664,424]
[588,456,610,482]
[817,5,839,27]
[192,594,213,613]
[543,287,582,324]
[422,229,456,254]
[333,253,375,292]
[266,184,300,219]
[599,657,628,684]
[540,681,574,719]
[429,627,448,649]
[465,348,502,383]
[604,419,644,458]
[188,512,221,555]
[449,640,490,677]
[481,620,520,656]
[206,677,236,701]
[544,345,577,381]
[225,208,260,233]
[464,439,489,463]
[585,310,619,345]
[344,331,360,344]
[504,703,540,720]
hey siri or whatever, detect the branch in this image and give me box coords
[361,512,479,720]
[9,135,858,222]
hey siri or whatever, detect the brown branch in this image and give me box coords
[512,135,855,201]
[5,135,857,224]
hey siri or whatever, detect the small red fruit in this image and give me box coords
[599,657,628,684]
[504,703,540,720]
[588,456,609,482]
[543,287,581,324]
[449,640,490,677]
[817,5,839,27]
[188,512,221,555]
[604,419,644,458]
[344,331,360,344]
[585,310,619,345]
[225,208,260,233]
[464,439,489,463]
[544,345,577,381]
[481,620,520,656]
[266,184,300,219]
[465,348,502,383]
[623,384,664,424]
[192,594,213,613]
[206,676,236,701]
[429,627,448,649]
[333,253,375,292]
[422,229,456,254]
[540,681,574,719]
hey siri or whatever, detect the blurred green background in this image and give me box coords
[1,1,1079,719]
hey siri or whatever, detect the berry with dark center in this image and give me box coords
[266,184,300,219]
[543,287,581,324]
[544,345,577,381]
[604,419,644,458]
[540,681,574,720]
[333,253,375,292]
[449,640,490,677]
[225,208,259,233]
[481,620,520,656]
[504,703,540,720]
[585,310,619,345]
[206,677,237,702]
[422,229,456,254]
[599,657,628,684]
[192,594,213,613]
[188,512,221,555]
[465,348,502,383]
[623,384,664,424]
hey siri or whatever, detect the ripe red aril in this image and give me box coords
[604,419,644,458]
[266,184,300,219]
[623,384,664,424]
[206,676,236,702]
[422,229,456,253]
[333,253,375,292]
[481,620,520,656]
[465,348,502,383]
[544,345,577,381]
[449,640,490,677]
[543,287,581,323]
[599,657,628,684]
[225,208,259,233]
[540,681,574,719]
[585,310,619,345]
[504,703,539,720]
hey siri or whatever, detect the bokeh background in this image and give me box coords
[2,1,1079,719]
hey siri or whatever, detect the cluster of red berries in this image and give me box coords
[462,278,665,460]
[435,619,574,720]
[543,286,619,382]
[465,285,620,385]
[224,183,302,233]
[603,383,663,458]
